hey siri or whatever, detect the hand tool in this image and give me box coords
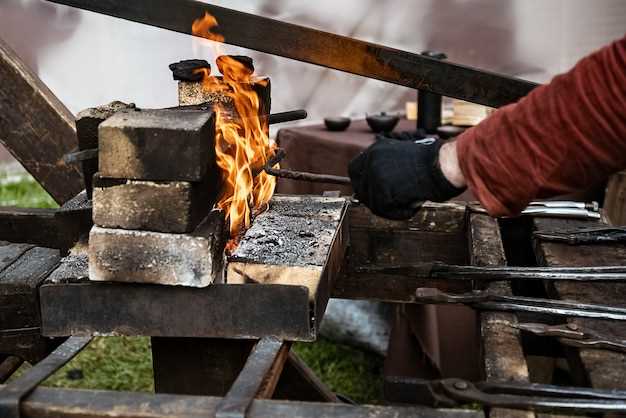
[356,262,626,282]
[514,322,626,353]
[391,377,626,414]
[534,226,626,245]
[414,288,626,321]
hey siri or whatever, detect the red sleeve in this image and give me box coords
[456,35,626,217]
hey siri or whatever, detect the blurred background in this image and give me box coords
[1,0,625,121]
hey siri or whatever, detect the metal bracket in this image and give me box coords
[0,336,91,418]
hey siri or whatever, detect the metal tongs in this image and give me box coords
[535,226,626,245]
[514,322,626,353]
[414,288,626,321]
[470,200,601,219]
[401,377,626,414]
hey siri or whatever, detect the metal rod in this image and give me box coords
[357,263,626,282]
[268,110,307,125]
[265,167,351,185]
[415,288,626,321]
[45,0,538,108]
[216,337,289,418]
[0,336,92,418]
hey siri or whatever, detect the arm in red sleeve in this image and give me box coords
[456,35,626,217]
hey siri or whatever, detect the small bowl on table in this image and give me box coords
[324,117,351,132]
[366,112,399,134]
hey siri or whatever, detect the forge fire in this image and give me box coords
[191,13,276,246]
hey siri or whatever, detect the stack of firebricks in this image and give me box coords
[76,57,271,288]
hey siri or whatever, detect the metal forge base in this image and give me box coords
[1,197,624,417]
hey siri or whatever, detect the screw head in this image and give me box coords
[453,381,469,390]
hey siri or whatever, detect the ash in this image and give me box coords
[230,196,345,267]
[47,253,89,283]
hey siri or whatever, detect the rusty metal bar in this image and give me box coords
[0,336,91,418]
[216,337,290,418]
[45,0,538,108]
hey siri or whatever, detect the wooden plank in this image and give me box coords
[0,37,82,204]
[604,170,626,225]
[227,195,348,329]
[334,202,470,302]
[17,385,484,418]
[0,205,91,251]
[0,245,60,362]
[533,217,626,390]
[470,213,533,418]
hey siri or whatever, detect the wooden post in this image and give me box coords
[0,37,83,204]
[604,170,626,225]
[470,214,534,418]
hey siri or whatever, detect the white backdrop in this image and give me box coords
[1,0,625,123]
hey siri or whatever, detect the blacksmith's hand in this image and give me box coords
[348,138,466,220]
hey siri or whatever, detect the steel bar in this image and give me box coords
[415,288,626,321]
[45,0,538,108]
[251,148,286,178]
[216,337,289,418]
[394,376,626,413]
[441,378,626,414]
[534,226,626,245]
[0,336,91,418]
[268,110,307,125]
[265,167,351,185]
[514,323,626,353]
[356,263,626,282]
[5,385,481,418]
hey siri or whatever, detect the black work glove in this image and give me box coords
[348,137,466,220]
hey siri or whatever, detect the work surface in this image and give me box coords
[0,199,625,416]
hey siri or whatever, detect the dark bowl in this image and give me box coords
[366,113,399,133]
[324,117,351,132]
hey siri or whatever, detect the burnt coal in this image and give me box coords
[169,59,211,82]
[216,55,254,77]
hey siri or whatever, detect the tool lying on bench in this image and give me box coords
[534,226,626,245]
[414,288,626,321]
[357,263,626,282]
[388,377,626,414]
[514,322,626,353]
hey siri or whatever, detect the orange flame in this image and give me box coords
[192,13,276,246]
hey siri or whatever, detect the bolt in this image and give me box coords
[453,381,469,390]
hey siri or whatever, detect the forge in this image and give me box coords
[3,3,626,417]
[39,55,349,341]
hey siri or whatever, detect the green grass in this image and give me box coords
[3,172,384,404]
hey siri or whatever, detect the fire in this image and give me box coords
[192,13,276,247]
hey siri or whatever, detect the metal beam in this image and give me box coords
[45,0,538,108]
